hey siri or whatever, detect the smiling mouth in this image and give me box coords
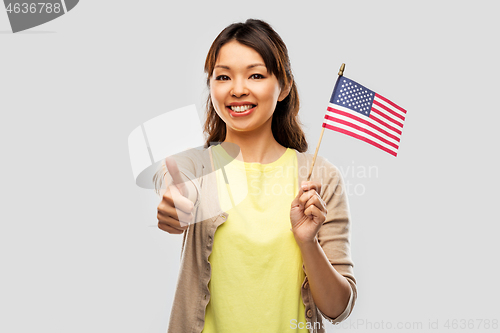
[228,104,256,112]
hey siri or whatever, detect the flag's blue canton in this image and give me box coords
[330,77,375,117]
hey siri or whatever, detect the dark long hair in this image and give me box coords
[203,19,308,152]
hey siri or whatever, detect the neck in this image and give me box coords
[222,119,286,164]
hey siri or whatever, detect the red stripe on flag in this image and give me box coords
[369,113,403,135]
[326,107,400,142]
[372,100,406,121]
[375,93,407,114]
[322,123,398,157]
[371,106,404,128]
[324,115,399,149]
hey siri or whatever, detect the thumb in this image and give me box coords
[165,156,188,198]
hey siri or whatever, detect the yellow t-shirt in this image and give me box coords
[202,145,308,332]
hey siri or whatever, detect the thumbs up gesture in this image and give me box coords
[157,157,196,234]
[290,181,327,245]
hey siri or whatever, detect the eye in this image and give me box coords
[250,74,264,79]
[215,75,230,81]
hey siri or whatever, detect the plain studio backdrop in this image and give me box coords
[1,1,498,332]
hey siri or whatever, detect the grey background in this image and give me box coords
[1,1,498,332]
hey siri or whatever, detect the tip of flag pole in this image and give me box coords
[338,63,345,76]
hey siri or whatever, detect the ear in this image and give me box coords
[278,79,293,102]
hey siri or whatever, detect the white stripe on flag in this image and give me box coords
[323,119,399,154]
[372,97,404,127]
[327,103,402,138]
[325,110,400,146]
[375,96,406,118]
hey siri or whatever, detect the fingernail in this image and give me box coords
[180,222,187,227]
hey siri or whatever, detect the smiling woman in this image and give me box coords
[203,19,307,158]
[155,19,357,333]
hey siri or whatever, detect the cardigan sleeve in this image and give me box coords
[315,157,357,324]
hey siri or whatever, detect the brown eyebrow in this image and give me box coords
[214,63,266,70]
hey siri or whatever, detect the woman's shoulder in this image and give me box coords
[173,146,210,162]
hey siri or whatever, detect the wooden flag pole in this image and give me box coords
[306,63,345,182]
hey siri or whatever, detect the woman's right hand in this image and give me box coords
[157,157,194,234]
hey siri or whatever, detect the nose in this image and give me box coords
[230,78,249,97]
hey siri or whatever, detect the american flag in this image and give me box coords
[322,76,406,157]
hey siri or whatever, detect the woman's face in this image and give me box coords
[210,40,288,136]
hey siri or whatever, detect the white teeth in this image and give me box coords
[230,105,254,112]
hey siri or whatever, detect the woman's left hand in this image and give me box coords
[290,181,327,245]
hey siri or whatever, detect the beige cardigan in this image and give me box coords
[155,146,357,333]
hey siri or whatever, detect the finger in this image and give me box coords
[301,181,322,194]
[304,204,326,221]
[158,221,185,234]
[298,189,317,207]
[165,156,188,197]
[157,212,190,230]
[158,198,194,224]
[304,194,326,214]
[164,185,194,214]
[175,209,193,225]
